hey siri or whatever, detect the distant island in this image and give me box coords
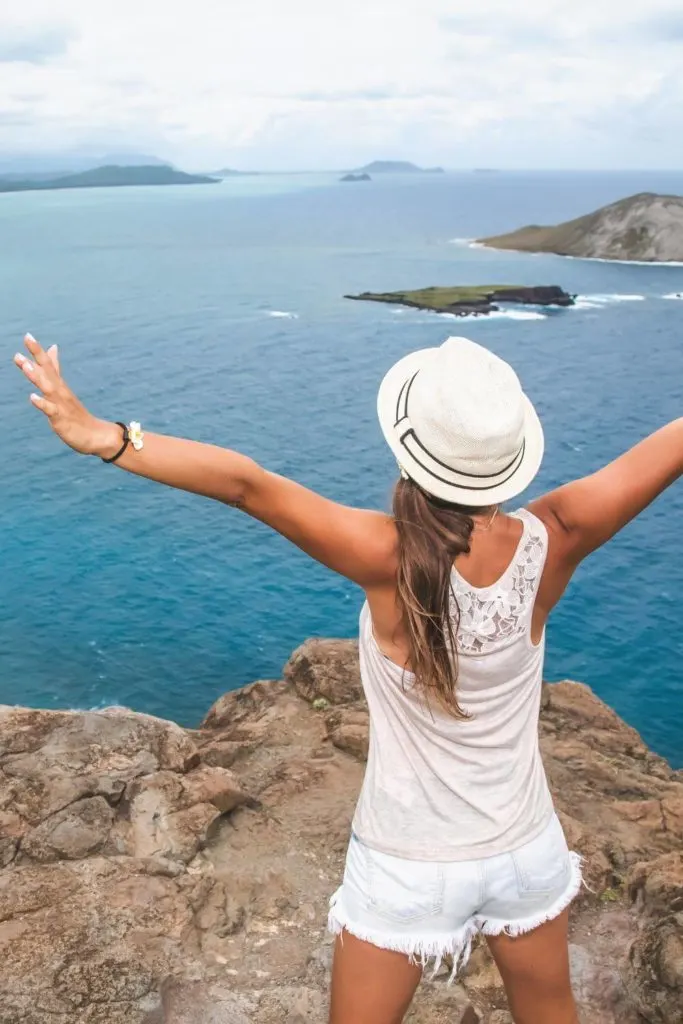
[0,150,170,177]
[208,168,260,177]
[340,172,371,182]
[478,192,683,262]
[0,165,219,194]
[351,160,444,174]
[346,285,575,317]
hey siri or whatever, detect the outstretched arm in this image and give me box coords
[14,335,398,587]
[532,418,683,564]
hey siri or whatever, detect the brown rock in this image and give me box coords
[662,794,683,838]
[125,771,227,864]
[201,680,287,730]
[191,879,246,936]
[628,851,683,915]
[325,708,370,761]
[2,647,682,1024]
[628,917,683,1023]
[284,639,363,704]
[197,740,250,769]
[157,978,253,1023]
[20,796,115,862]
[181,766,250,815]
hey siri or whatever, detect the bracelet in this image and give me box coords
[101,421,145,464]
[101,422,129,464]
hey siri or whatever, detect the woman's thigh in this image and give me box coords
[329,930,422,1024]
[485,910,579,1024]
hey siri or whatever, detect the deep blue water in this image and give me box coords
[0,170,681,766]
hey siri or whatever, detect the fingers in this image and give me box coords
[24,333,50,367]
[30,393,57,417]
[47,344,60,375]
[24,333,60,388]
[14,352,52,394]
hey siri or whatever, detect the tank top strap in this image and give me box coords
[509,508,549,599]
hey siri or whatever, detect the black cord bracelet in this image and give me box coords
[101,422,130,464]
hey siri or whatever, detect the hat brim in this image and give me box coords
[377,346,544,506]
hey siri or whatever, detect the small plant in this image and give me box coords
[312,697,330,711]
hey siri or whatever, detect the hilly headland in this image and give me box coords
[478,193,683,262]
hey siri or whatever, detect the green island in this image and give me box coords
[0,164,219,194]
[345,284,575,316]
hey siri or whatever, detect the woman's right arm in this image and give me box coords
[13,334,398,588]
[532,418,683,565]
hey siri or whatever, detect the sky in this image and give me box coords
[1,0,682,171]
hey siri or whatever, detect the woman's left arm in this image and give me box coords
[14,334,398,587]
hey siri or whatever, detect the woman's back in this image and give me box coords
[354,508,553,860]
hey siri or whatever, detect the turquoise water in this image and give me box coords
[0,171,681,765]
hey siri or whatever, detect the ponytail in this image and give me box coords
[393,478,494,717]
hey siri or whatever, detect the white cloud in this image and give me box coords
[0,0,681,169]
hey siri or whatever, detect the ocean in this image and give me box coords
[0,170,681,766]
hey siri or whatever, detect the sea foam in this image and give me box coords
[576,293,646,304]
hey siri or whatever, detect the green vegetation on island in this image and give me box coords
[478,192,683,262]
[346,284,575,316]
[0,165,219,194]
[341,172,371,182]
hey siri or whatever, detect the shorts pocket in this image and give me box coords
[511,814,572,898]
[359,839,445,924]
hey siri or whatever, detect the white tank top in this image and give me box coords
[352,508,554,861]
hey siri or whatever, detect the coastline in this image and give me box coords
[456,239,683,268]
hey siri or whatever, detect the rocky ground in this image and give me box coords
[1,638,682,1024]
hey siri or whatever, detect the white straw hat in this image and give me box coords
[377,336,544,506]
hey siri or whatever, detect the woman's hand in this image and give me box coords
[14,334,121,457]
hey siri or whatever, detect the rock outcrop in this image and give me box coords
[478,192,683,262]
[1,642,681,1024]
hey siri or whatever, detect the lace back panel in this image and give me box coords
[451,510,547,655]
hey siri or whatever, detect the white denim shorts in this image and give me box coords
[328,812,582,979]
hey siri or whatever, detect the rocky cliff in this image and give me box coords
[478,193,683,262]
[1,640,682,1024]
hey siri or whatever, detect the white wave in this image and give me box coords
[663,292,683,300]
[488,309,547,321]
[577,293,645,304]
[470,247,683,267]
[433,308,546,322]
[448,237,476,247]
[267,310,299,319]
[572,299,602,310]
[388,304,547,323]
[564,254,683,267]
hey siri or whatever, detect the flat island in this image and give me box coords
[346,284,575,317]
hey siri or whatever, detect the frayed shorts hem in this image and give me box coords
[327,851,583,982]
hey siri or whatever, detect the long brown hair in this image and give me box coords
[393,477,496,717]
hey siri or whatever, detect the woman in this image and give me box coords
[13,332,682,1024]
